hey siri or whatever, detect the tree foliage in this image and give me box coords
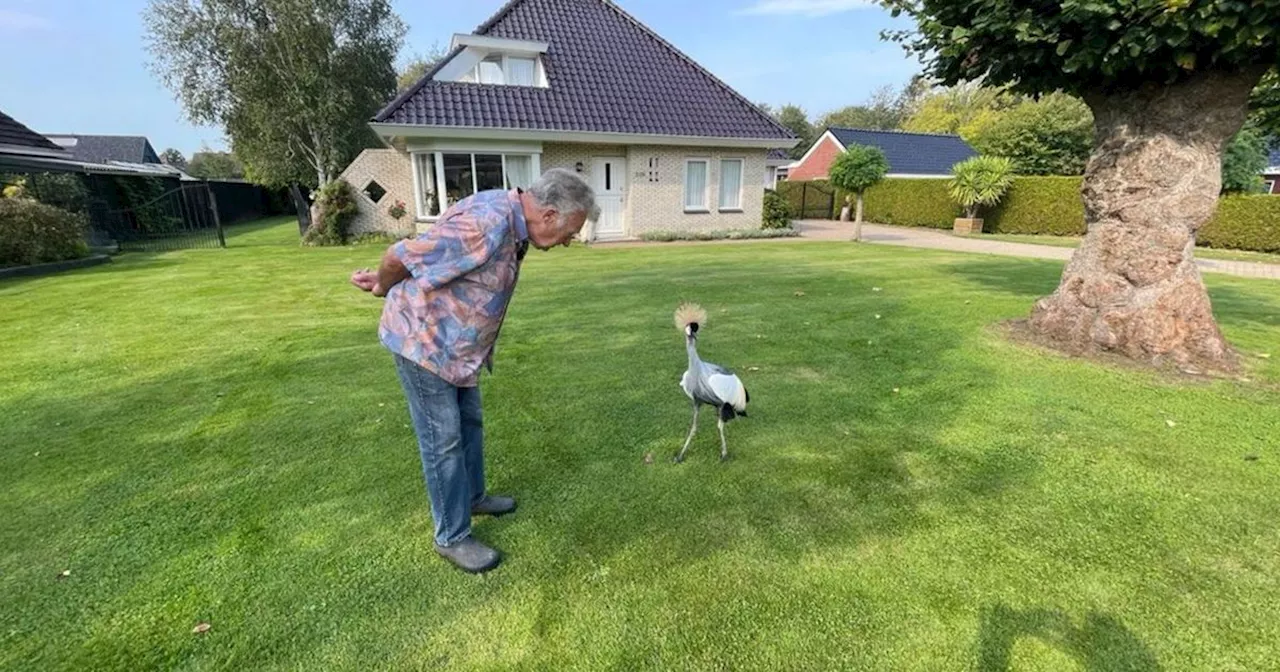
[397,42,447,92]
[188,151,245,180]
[829,145,890,195]
[159,148,188,170]
[1248,68,1280,138]
[882,0,1280,95]
[773,105,816,159]
[1221,126,1269,194]
[145,0,405,188]
[817,82,926,131]
[949,155,1014,219]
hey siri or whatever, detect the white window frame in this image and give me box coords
[469,54,546,88]
[1265,180,1276,194]
[717,158,745,212]
[684,158,710,213]
[410,150,542,221]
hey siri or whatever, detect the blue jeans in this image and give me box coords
[393,354,486,547]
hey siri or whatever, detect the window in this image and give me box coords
[412,151,540,217]
[362,180,387,204]
[1266,180,1276,194]
[413,153,440,218]
[684,159,709,211]
[507,57,536,86]
[718,159,744,210]
[468,54,543,87]
[477,55,504,84]
[504,155,534,189]
[647,157,660,183]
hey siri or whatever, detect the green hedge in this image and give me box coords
[0,198,90,268]
[784,175,1280,253]
[1201,195,1280,253]
[987,177,1085,235]
[860,179,957,229]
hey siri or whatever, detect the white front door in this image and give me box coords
[591,157,626,239]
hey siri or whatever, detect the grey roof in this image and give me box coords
[0,110,63,153]
[828,127,977,175]
[1268,148,1280,171]
[377,0,794,141]
[766,148,790,162]
[42,134,161,164]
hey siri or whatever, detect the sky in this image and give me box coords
[0,0,921,159]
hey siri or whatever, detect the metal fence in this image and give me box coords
[777,181,837,220]
[89,182,226,252]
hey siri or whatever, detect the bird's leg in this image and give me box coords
[674,403,699,463]
[717,417,729,462]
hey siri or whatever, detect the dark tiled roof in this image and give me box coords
[829,128,976,175]
[1268,148,1280,169]
[43,134,161,164]
[766,148,791,162]
[0,110,62,153]
[377,0,794,141]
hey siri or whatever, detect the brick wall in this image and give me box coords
[338,148,416,237]
[787,134,842,182]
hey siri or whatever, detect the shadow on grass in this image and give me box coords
[977,603,1161,671]
[944,257,1064,300]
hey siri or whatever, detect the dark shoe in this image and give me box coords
[435,536,501,574]
[472,495,517,517]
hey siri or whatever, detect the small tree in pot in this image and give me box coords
[948,156,1014,235]
[828,144,889,241]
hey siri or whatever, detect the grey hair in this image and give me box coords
[528,167,602,229]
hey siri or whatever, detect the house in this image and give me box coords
[42,134,163,165]
[0,110,70,172]
[787,127,977,181]
[342,0,797,240]
[1265,149,1280,195]
[765,149,791,189]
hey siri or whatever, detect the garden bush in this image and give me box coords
[762,189,792,229]
[0,199,90,267]
[303,180,358,246]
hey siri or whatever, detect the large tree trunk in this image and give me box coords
[1027,69,1265,373]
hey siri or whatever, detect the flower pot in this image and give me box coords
[953,217,984,235]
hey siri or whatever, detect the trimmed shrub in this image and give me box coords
[860,178,957,228]
[986,177,1086,235]
[640,228,801,242]
[1200,195,1280,253]
[303,180,358,246]
[762,189,792,229]
[0,199,90,267]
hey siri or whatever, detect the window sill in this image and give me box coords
[684,208,711,214]
[717,208,744,213]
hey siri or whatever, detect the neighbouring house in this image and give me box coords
[1264,148,1280,195]
[42,134,163,165]
[0,110,71,172]
[786,127,978,182]
[342,0,797,240]
[765,149,791,189]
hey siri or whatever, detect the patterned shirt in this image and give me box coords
[379,189,529,387]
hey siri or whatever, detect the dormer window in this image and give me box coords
[433,34,550,88]
[471,54,540,86]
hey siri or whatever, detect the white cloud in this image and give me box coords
[0,9,51,32]
[737,0,876,17]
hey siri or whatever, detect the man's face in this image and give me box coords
[531,208,588,250]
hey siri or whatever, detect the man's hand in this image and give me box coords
[350,268,378,292]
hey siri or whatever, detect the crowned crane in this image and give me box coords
[673,303,749,463]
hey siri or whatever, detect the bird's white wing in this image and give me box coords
[680,370,695,399]
[707,373,747,411]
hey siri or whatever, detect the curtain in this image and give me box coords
[413,153,438,216]
[685,161,707,209]
[507,58,536,86]
[504,155,534,189]
[719,159,743,209]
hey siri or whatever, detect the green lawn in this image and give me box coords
[963,231,1280,265]
[4,218,1280,670]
